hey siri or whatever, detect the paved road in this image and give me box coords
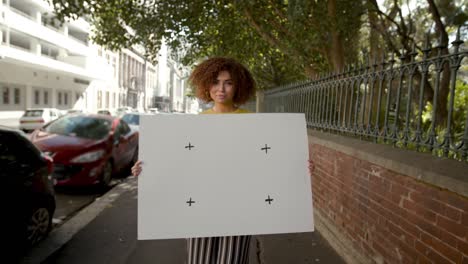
[0,117,127,229]
[52,180,122,228]
[24,177,345,264]
[0,118,131,232]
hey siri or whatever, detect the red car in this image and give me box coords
[30,114,139,187]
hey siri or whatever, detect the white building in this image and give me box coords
[118,47,159,112]
[154,42,199,114]
[0,0,198,122]
[0,0,124,119]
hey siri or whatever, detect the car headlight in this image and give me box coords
[70,150,105,163]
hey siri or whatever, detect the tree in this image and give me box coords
[365,0,467,124]
[47,0,365,88]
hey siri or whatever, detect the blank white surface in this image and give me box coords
[138,114,313,240]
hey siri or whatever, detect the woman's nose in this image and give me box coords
[216,84,225,92]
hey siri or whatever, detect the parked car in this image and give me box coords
[19,108,61,132]
[30,114,139,187]
[97,109,113,116]
[115,106,136,117]
[147,108,159,114]
[65,109,84,115]
[0,126,55,259]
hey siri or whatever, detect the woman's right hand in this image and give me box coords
[131,160,143,177]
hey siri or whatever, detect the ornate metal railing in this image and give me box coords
[263,31,467,161]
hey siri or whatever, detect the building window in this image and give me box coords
[2,87,9,104]
[44,91,49,105]
[118,53,122,86]
[0,29,4,44]
[105,91,109,108]
[64,93,68,105]
[76,93,80,102]
[58,92,62,105]
[14,88,20,104]
[123,55,128,88]
[84,92,88,108]
[34,90,40,105]
[98,91,102,108]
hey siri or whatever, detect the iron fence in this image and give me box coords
[263,31,468,161]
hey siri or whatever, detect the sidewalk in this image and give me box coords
[22,177,345,264]
[0,110,22,128]
[0,117,19,128]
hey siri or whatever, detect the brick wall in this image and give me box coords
[309,142,468,264]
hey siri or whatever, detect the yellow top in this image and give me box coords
[201,108,251,114]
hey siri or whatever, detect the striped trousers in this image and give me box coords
[187,236,251,264]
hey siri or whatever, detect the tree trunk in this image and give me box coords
[304,64,317,78]
[365,1,384,128]
[427,0,450,126]
[435,63,450,127]
[327,0,345,72]
[368,1,383,61]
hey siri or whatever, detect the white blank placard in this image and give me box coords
[138,113,313,240]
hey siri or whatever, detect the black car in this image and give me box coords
[0,126,56,259]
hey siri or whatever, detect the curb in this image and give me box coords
[20,177,138,264]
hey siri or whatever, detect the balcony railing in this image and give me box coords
[68,34,88,45]
[8,6,34,20]
[4,7,90,56]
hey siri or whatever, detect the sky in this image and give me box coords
[377,0,417,16]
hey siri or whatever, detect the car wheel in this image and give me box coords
[100,161,113,188]
[122,148,138,177]
[26,206,52,246]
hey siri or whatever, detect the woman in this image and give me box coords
[133,57,256,264]
[132,57,316,263]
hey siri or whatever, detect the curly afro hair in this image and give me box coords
[189,57,256,105]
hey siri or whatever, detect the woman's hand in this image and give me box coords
[131,160,143,177]
[308,159,315,175]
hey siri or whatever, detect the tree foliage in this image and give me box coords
[364,0,467,124]
[47,0,465,94]
[47,0,364,89]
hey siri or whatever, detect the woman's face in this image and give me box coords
[209,70,236,105]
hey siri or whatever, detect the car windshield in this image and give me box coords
[43,116,112,140]
[122,114,140,125]
[23,110,43,117]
